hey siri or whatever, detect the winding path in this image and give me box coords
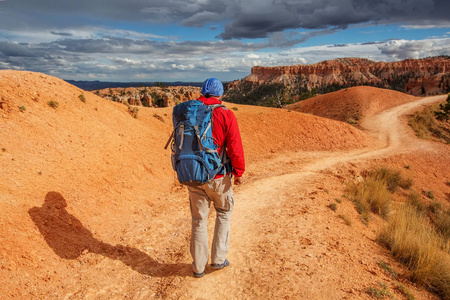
[161,95,446,299]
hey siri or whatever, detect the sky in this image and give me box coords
[0,0,449,82]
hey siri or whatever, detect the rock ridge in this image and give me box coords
[240,57,450,96]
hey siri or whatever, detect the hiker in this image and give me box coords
[169,78,245,278]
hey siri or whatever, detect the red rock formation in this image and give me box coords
[239,57,450,96]
[94,86,201,107]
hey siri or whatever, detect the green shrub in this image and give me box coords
[153,114,165,123]
[328,203,337,212]
[423,190,435,200]
[337,214,351,226]
[79,94,86,103]
[378,261,397,279]
[19,105,26,111]
[151,92,164,107]
[224,82,291,107]
[395,283,415,300]
[129,106,139,118]
[434,94,450,121]
[366,282,392,299]
[47,100,59,108]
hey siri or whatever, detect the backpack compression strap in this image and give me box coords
[164,130,174,150]
[208,104,231,175]
[197,104,225,153]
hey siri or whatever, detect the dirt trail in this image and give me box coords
[1,73,446,300]
[166,95,446,299]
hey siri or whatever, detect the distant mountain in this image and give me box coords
[64,80,203,91]
[224,56,450,107]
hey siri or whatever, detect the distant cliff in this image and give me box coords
[224,57,450,107]
[92,85,201,107]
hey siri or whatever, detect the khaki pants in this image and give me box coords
[188,175,234,274]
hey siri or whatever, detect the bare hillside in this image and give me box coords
[0,71,383,298]
[285,86,418,124]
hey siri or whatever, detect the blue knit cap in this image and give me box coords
[201,78,224,97]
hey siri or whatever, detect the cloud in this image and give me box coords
[0,36,269,80]
[216,0,444,40]
[0,0,449,81]
[402,23,450,30]
[2,35,447,82]
[51,31,73,37]
[0,41,40,57]
[378,38,450,60]
[1,0,448,42]
[265,28,339,47]
[182,11,221,27]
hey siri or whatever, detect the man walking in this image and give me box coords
[188,78,245,278]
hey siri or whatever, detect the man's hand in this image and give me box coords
[234,176,243,185]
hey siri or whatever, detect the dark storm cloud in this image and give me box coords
[1,0,448,40]
[218,0,444,39]
[51,31,73,37]
[0,41,41,57]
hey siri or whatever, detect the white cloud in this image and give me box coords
[182,11,221,27]
[401,24,450,30]
[378,38,450,60]
[170,63,196,71]
[0,26,173,44]
[1,32,448,82]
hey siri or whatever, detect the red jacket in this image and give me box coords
[198,96,245,177]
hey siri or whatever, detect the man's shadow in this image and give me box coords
[28,191,190,277]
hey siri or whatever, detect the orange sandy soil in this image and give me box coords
[0,70,448,299]
[285,86,418,124]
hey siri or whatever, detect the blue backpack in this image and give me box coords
[165,100,229,186]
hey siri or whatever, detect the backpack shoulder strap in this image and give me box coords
[208,104,226,111]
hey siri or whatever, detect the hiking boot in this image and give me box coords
[193,271,205,278]
[211,259,230,269]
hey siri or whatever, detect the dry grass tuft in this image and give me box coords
[346,168,413,220]
[406,191,426,213]
[346,175,392,219]
[408,102,450,144]
[347,167,449,298]
[377,203,450,299]
[395,283,415,300]
[338,214,351,226]
[408,106,437,140]
[367,168,412,192]
[365,282,392,299]
[429,203,450,240]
